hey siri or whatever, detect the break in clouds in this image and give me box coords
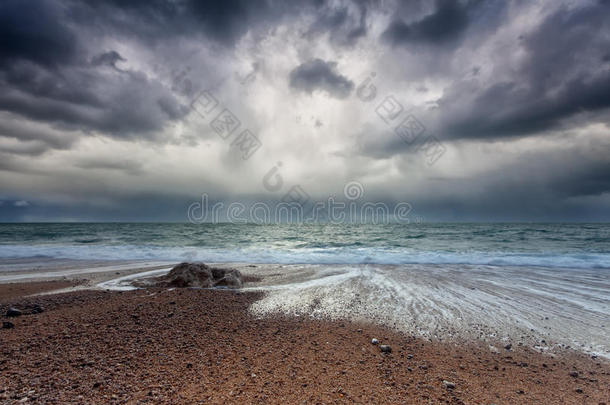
[0,0,609,221]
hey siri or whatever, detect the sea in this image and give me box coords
[0,222,609,268]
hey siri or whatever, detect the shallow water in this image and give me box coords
[242,263,610,359]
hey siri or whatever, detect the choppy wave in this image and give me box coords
[1,223,609,268]
[0,244,609,269]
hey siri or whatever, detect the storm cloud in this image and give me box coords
[289,59,355,99]
[437,1,610,140]
[0,0,609,221]
[382,0,470,46]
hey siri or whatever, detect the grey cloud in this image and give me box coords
[0,140,57,156]
[0,60,189,139]
[0,153,35,173]
[0,116,77,151]
[70,0,318,47]
[0,0,364,144]
[74,158,143,175]
[91,51,126,68]
[437,1,610,140]
[1,0,609,222]
[289,59,355,99]
[382,0,469,46]
[306,1,368,46]
[0,0,78,68]
[405,145,610,222]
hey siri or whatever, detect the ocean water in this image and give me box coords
[0,223,609,268]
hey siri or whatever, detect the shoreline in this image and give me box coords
[1,258,609,359]
[1,285,609,403]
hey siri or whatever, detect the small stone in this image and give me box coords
[504,344,512,350]
[2,321,14,329]
[575,388,583,394]
[186,363,193,369]
[371,338,379,345]
[379,345,392,353]
[6,308,22,317]
[31,304,44,314]
[443,380,456,389]
[569,371,579,378]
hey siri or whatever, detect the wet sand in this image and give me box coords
[0,258,175,292]
[1,287,609,404]
[0,280,84,303]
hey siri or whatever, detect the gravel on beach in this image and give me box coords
[1,287,609,404]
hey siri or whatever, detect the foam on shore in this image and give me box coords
[244,264,610,359]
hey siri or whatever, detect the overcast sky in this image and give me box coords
[0,0,609,222]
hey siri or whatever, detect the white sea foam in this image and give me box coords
[1,245,609,269]
[247,263,610,359]
[97,268,172,291]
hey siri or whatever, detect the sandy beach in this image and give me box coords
[1,260,609,404]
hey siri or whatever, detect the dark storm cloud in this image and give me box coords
[437,1,610,140]
[0,39,190,140]
[1,0,609,223]
[549,160,610,199]
[91,51,126,68]
[187,0,274,45]
[70,0,320,46]
[72,0,262,46]
[0,0,78,68]
[305,1,368,46]
[289,59,355,99]
[382,0,470,46]
[0,64,189,138]
[399,147,610,222]
[0,0,339,146]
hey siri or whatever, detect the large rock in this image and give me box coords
[153,262,242,289]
